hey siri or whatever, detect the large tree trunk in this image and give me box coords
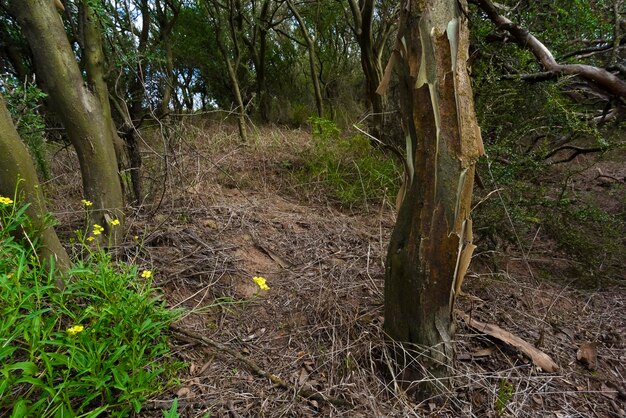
[13,0,125,240]
[0,94,70,278]
[383,0,484,397]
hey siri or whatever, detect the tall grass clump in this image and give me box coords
[299,117,401,207]
[0,198,181,417]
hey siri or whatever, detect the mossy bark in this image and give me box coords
[0,93,70,277]
[383,0,484,397]
[13,0,124,240]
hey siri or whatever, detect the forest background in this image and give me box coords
[0,0,624,416]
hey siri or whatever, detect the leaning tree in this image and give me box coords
[0,93,70,278]
[12,0,125,240]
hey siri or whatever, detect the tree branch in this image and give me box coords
[545,145,605,164]
[559,38,626,60]
[472,0,626,100]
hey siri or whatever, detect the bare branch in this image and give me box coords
[472,0,626,100]
[546,145,605,164]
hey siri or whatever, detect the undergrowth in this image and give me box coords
[0,198,181,417]
[294,117,400,207]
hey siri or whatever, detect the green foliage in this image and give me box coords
[163,398,180,418]
[1,76,50,179]
[495,379,514,415]
[295,117,400,207]
[0,201,181,417]
[543,192,626,286]
[469,0,624,286]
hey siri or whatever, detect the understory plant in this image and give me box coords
[297,117,400,207]
[0,198,181,417]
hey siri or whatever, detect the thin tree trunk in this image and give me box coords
[287,0,323,117]
[383,0,484,397]
[222,50,248,141]
[13,0,125,241]
[0,93,70,280]
[212,1,247,142]
[160,33,174,116]
[80,2,131,199]
[348,0,387,140]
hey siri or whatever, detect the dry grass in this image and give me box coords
[44,117,626,417]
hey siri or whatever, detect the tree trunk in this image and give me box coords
[80,2,131,201]
[383,0,484,397]
[348,0,388,140]
[159,33,174,116]
[13,0,125,240]
[222,52,248,141]
[287,0,324,118]
[211,1,248,142]
[0,93,70,278]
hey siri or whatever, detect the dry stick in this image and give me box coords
[169,324,351,407]
[459,311,559,373]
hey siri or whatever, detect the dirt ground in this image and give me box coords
[51,121,626,417]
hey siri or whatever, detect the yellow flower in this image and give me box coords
[141,270,152,279]
[253,276,270,291]
[92,224,104,235]
[66,325,84,336]
[87,236,95,241]
[133,235,139,241]
[82,199,93,207]
[108,219,120,226]
[0,196,14,205]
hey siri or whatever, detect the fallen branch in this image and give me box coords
[459,312,559,372]
[169,324,351,407]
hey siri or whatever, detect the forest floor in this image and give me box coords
[51,120,625,417]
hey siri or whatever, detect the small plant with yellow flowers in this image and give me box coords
[253,276,270,291]
[0,196,182,416]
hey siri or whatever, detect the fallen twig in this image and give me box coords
[169,324,351,407]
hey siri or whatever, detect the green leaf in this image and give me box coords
[4,361,38,375]
[10,399,29,418]
[0,346,17,361]
[53,403,76,418]
[163,398,179,418]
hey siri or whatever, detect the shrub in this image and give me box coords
[0,199,181,417]
[297,117,401,207]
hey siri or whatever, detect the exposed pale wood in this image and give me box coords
[461,312,559,372]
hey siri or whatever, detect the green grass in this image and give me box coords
[296,117,401,207]
[0,200,182,417]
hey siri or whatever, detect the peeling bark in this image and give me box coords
[383,0,483,397]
